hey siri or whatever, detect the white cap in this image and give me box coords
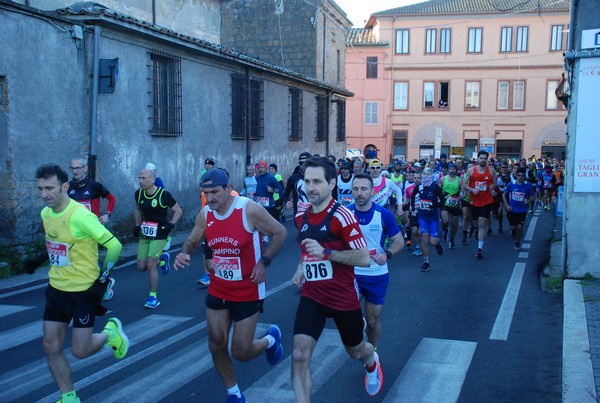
[145,163,157,172]
[381,170,390,177]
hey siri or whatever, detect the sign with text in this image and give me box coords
[434,128,442,159]
[451,147,465,157]
[574,58,600,192]
[582,29,600,49]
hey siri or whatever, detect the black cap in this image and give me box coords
[205,157,215,165]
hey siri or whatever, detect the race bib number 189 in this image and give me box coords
[212,256,242,281]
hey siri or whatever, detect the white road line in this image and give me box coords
[518,252,529,259]
[383,338,476,403]
[524,216,538,241]
[0,319,42,352]
[0,304,34,317]
[244,329,346,401]
[521,243,530,250]
[1,315,192,402]
[0,283,46,299]
[562,280,597,402]
[489,262,526,341]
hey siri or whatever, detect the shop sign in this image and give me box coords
[480,137,495,145]
[543,140,567,146]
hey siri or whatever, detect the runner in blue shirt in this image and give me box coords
[502,167,535,251]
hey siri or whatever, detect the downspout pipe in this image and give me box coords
[567,0,577,53]
[322,13,327,81]
[245,66,251,167]
[89,25,100,180]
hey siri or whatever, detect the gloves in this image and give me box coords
[133,225,141,238]
[23,252,49,275]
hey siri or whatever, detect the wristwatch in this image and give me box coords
[260,255,272,267]
[323,248,332,260]
[385,249,393,260]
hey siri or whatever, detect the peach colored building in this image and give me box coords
[346,0,570,164]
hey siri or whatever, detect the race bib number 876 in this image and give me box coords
[302,254,333,281]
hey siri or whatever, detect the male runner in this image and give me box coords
[291,157,382,401]
[268,163,285,221]
[174,169,287,403]
[348,173,403,349]
[284,152,311,219]
[439,163,462,248]
[503,168,535,250]
[134,168,182,308]
[368,159,403,216]
[36,164,128,403]
[410,168,444,271]
[336,160,354,206]
[495,161,512,233]
[68,157,115,225]
[254,160,284,222]
[462,150,497,259]
[240,164,257,200]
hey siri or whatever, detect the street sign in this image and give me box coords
[582,29,600,49]
[451,147,464,157]
[480,137,495,145]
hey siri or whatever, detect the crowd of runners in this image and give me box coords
[30,150,564,402]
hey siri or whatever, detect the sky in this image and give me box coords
[333,0,423,27]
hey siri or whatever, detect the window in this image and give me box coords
[500,27,512,52]
[231,74,264,140]
[497,80,525,111]
[551,25,565,51]
[513,81,524,110]
[424,81,449,110]
[426,29,437,54]
[316,95,327,141]
[366,57,378,79]
[336,49,341,83]
[289,88,303,141]
[396,29,410,54]
[365,102,378,124]
[468,28,482,53]
[149,50,182,137]
[440,28,451,53]
[393,130,407,158]
[516,26,528,52]
[465,81,480,109]
[336,100,346,141]
[546,80,559,110]
[394,82,408,110]
[498,81,509,110]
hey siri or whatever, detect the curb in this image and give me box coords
[563,279,597,402]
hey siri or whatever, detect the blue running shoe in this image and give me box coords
[412,248,422,256]
[265,325,283,365]
[159,253,170,275]
[225,393,246,403]
[144,296,160,309]
[197,273,210,285]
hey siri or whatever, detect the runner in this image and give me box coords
[347,173,403,349]
[541,165,556,211]
[240,164,257,200]
[405,171,422,255]
[367,159,403,216]
[462,151,497,259]
[284,152,311,220]
[291,157,383,401]
[495,161,512,233]
[134,168,182,308]
[503,167,535,250]
[336,160,354,206]
[174,168,287,403]
[35,164,128,403]
[254,160,284,224]
[268,163,285,222]
[439,163,462,248]
[67,157,115,225]
[410,168,444,271]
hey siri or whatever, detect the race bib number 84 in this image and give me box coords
[46,241,70,267]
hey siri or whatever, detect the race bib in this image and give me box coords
[297,201,312,213]
[512,191,525,202]
[256,197,270,207]
[302,254,333,281]
[446,195,459,206]
[420,199,433,210]
[141,221,158,237]
[474,181,487,191]
[80,201,92,211]
[46,240,70,266]
[340,196,353,206]
[212,255,242,281]
[544,180,553,189]
[369,249,378,259]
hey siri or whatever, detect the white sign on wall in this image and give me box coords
[434,127,442,159]
[574,58,600,192]
[582,29,600,49]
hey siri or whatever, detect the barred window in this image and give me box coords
[336,100,346,142]
[366,57,378,79]
[231,74,264,140]
[289,88,303,141]
[149,50,182,137]
[316,95,327,142]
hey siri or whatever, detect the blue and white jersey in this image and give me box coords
[347,203,400,276]
[337,174,354,206]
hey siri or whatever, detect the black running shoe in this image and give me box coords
[420,262,430,272]
[475,248,483,259]
[449,240,456,249]
[487,228,492,236]
[498,227,504,234]
[442,228,448,242]
[461,238,467,245]
[435,242,444,255]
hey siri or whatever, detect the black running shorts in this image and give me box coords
[43,285,97,328]
[205,293,263,322]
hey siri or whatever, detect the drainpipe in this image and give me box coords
[567,0,577,52]
[322,13,327,81]
[89,25,100,180]
[245,66,251,167]
[325,94,330,156]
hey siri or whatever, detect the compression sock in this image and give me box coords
[150,291,157,298]
[227,384,242,398]
[478,241,484,249]
[265,334,275,348]
[62,391,79,403]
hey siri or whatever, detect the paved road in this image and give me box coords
[0,207,562,402]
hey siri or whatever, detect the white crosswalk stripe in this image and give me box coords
[0,315,193,402]
[383,338,476,403]
[0,303,34,318]
[0,319,42,352]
